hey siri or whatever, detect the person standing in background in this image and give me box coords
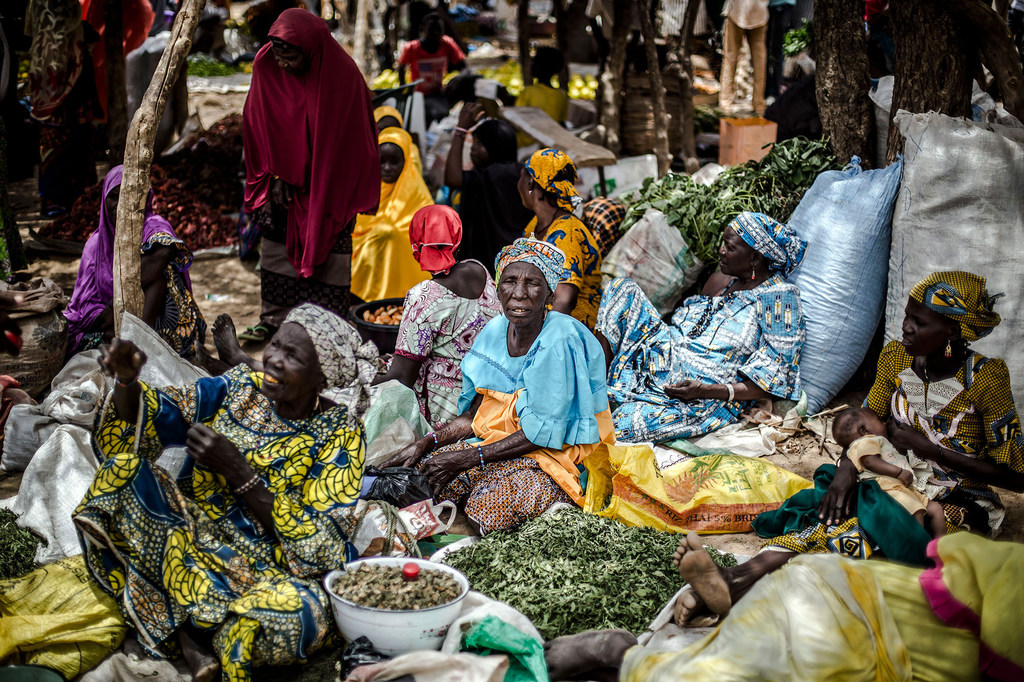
[719,0,769,115]
[764,0,794,101]
[398,13,466,123]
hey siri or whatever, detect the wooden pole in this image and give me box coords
[637,0,671,176]
[668,0,701,173]
[517,0,532,85]
[103,0,128,163]
[353,0,370,77]
[113,0,206,333]
[596,0,630,153]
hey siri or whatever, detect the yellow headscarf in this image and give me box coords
[525,148,583,215]
[373,106,423,176]
[909,271,1002,342]
[352,128,433,302]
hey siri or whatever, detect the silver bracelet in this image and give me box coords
[725,383,736,402]
[234,473,261,496]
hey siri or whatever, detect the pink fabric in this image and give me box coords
[63,166,183,353]
[919,539,1024,680]
[409,205,462,275]
[243,9,380,278]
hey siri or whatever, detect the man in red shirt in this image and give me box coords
[398,13,466,123]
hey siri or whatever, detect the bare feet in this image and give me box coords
[671,531,733,626]
[213,314,248,365]
[544,629,637,681]
[178,627,220,682]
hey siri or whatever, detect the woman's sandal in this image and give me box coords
[237,323,276,343]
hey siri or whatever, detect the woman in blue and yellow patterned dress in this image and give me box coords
[518,148,603,329]
[74,304,370,682]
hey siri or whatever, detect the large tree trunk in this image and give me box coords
[637,0,670,175]
[813,0,874,166]
[103,0,128,163]
[352,0,370,77]
[596,0,631,153]
[518,0,532,85]
[666,0,702,173]
[113,0,206,331]
[946,0,1024,122]
[886,0,973,162]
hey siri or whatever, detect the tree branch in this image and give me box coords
[637,0,670,176]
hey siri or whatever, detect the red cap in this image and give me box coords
[402,562,420,581]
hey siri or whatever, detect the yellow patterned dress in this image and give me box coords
[74,365,365,681]
[525,214,602,328]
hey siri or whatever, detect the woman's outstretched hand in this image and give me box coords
[99,338,148,382]
[186,423,251,485]
[383,437,434,469]
[664,380,708,401]
[817,457,858,525]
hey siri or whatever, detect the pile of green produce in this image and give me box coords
[187,54,244,78]
[0,509,42,580]
[443,508,736,640]
[783,20,813,57]
[694,105,725,135]
[621,137,838,263]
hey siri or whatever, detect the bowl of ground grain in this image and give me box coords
[323,557,470,654]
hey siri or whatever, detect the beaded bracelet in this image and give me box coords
[476,445,486,469]
[234,473,261,496]
[428,432,439,450]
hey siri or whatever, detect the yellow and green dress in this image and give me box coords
[74,365,365,681]
[525,214,602,329]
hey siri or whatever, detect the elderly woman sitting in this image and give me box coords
[596,212,807,444]
[386,238,612,533]
[74,304,370,682]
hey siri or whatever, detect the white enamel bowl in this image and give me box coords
[323,557,470,655]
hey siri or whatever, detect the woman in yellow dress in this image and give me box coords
[351,127,433,302]
[74,305,372,682]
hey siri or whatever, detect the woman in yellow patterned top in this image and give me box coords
[518,148,602,329]
[74,304,370,682]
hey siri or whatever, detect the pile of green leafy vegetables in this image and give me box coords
[620,136,839,263]
[443,508,736,640]
[187,54,243,78]
[783,19,813,57]
[694,105,725,135]
[0,509,42,580]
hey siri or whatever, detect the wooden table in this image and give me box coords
[500,106,618,194]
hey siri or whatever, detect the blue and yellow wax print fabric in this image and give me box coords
[525,147,583,215]
[524,214,602,328]
[908,270,1002,342]
[729,211,807,277]
[597,276,805,444]
[74,365,365,681]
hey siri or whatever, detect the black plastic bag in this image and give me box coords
[339,636,390,678]
[365,466,433,508]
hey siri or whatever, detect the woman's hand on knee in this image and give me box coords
[817,457,858,525]
[421,448,474,494]
[383,436,434,468]
[664,380,709,402]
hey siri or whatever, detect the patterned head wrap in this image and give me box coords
[729,212,808,277]
[525,148,583,216]
[495,238,568,293]
[909,271,1002,342]
[409,205,462,274]
[282,304,379,410]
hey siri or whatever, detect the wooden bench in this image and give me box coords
[500,106,617,195]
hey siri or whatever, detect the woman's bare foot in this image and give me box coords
[178,627,220,682]
[544,629,637,681]
[212,314,254,368]
[671,531,733,625]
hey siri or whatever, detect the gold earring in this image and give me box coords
[945,340,953,358]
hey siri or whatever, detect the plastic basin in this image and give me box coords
[350,297,404,355]
[323,557,469,655]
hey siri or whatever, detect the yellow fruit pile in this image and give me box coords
[371,62,598,100]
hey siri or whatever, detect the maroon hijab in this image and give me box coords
[243,9,380,278]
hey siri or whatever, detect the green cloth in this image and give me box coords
[752,464,932,566]
[463,615,548,682]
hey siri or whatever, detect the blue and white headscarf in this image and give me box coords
[495,238,568,293]
[729,212,807,277]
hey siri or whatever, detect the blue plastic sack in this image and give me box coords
[786,157,903,413]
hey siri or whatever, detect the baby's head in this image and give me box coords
[832,407,887,448]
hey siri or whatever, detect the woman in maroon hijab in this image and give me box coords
[241,9,380,342]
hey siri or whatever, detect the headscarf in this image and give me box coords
[495,238,568,293]
[63,166,188,352]
[351,127,434,301]
[474,119,519,166]
[410,205,462,275]
[373,105,423,176]
[525,148,584,216]
[24,0,86,120]
[729,212,808,278]
[909,271,1002,342]
[282,303,379,412]
[243,9,380,278]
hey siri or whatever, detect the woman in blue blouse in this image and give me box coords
[386,238,612,533]
[596,212,808,444]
